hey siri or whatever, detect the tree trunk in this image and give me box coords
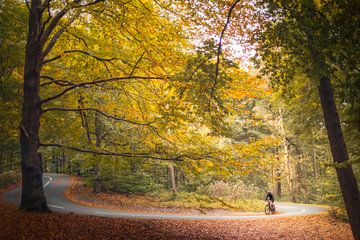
[276,171,282,199]
[93,112,102,193]
[312,138,318,181]
[318,76,360,240]
[0,145,3,173]
[51,154,58,173]
[20,0,48,212]
[279,111,296,202]
[168,163,177,192]
[93,164,101,193]
[10,148,14,170]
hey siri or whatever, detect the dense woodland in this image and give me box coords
[0,0,359,238]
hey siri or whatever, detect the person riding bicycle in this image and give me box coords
[265,191,275,208]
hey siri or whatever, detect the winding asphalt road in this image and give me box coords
[3,173,325,220]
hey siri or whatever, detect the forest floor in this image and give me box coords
[65,177,264,214]
[0,180,354,240]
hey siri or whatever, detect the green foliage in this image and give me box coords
[329,204,348,222]
[0,171,21,189]
[0,0,27,172]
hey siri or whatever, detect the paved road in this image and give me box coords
[3,173,325,220]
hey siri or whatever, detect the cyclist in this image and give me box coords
[266,191,275,209]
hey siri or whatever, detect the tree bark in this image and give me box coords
[93,164,101,193]
[93,112,102,193]
[278,110,296,202]
[318,76,360,240]
[276,171,282,199]
[168,163,177,192]
[0,145,3,173]
[312,138,318,181]
[10,148,14,170]
[20,0,48,212]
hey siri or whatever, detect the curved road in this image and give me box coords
[3,173,325,220]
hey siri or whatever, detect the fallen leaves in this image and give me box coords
[0,180,354,240]
[65,177,232,214]
[0,198,354,240]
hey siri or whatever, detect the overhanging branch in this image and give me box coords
[42,107,154,126]
[43,49,118,65]
[40,75,76,87]
[42,107,175,145]
[40,75,165,104]
[39,143,208,161]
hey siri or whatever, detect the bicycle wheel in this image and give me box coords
[271,205,276,214]
[265,205,271,215]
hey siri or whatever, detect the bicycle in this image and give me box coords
[265,201,275,215]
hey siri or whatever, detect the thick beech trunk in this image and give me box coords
[318,76,360,240]
[20,0,48,211]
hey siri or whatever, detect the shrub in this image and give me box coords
[0,171,21,189]
[329,204,348,222]
[205,180,259,200]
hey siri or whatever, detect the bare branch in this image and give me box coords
[129,52,145,76]
[39,143,184,161]
[43,49,118,65]
[40,76,165,104]
[40,0,104,52]
[72,0,105,9]
[42,107,154,126]
[40,75,76,87]
[25,1,34,15]
[211,0,240,98]
[42,107,176,147]
[42,16,77,58]
[148,124,175,146]
[41,0,52,33]
[40,7,69,46]
[66,31,89,48]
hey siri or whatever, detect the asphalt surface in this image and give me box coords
[3,173,326,220]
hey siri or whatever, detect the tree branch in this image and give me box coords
[40,0,52,34]
[40,0,104,52]
[42,107,175,145]
[129,52,145,76]
[40,75,165,104]
[66,31,89,48]
[42,16,77,59]
[43,49,118,65]
[42,107,154,126]
[40,6,70,46]
[211,0,240,98]
[40,75,76,87]
[39,143,185,161]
